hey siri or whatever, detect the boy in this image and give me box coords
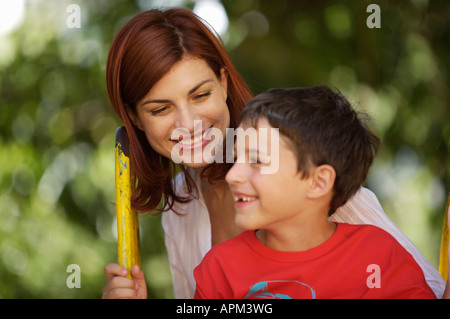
[194,86,435,299]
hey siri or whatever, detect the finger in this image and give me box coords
[103,275,136,292]
[130,265,147,299]
[104,263,128,281]
[130,265,144,280]
[102,287,140,299]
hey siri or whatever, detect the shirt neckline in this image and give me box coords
[242,223,347,263]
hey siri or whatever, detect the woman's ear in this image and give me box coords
[127,105,144,131]
[219,67,228,100]
[307,164,336,199]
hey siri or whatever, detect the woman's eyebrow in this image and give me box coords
[141,98,171,107]
[188,79,214,95]
[140,79,214,107]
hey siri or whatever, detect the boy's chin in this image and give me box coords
[235,216,258,231]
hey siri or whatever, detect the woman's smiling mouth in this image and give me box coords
[170,125,214,151]
[177,127,211,146]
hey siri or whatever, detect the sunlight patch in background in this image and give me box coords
[193,0,229,36]
[0,0,25,67]
[0,0,26,37]
[136,0,229,37]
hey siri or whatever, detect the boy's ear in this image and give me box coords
[127,106,144,131]
[307,164,336,199]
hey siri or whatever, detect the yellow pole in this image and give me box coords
[438,193,449,280]
[115,126,141,278]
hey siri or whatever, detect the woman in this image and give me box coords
[101,8,445,299]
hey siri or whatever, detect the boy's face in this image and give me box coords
[225,118,314,232]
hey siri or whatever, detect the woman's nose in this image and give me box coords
[174,105,198,133]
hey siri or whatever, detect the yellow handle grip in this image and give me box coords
[439,193,449,280]
[115,126,141,278]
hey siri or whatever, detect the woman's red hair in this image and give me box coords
[106,8,253,213]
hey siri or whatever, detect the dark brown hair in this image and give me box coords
[106,8,253,213]
[240,86,380,215]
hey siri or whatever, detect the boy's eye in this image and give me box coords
[250,157,263,164]
[249,151,262,164]
[249,155,258,163]
[251,153,271,166]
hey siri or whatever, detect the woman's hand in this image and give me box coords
[102,263,148,299]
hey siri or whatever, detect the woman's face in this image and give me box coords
[132,56,230,168]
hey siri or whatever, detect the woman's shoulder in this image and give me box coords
[172,168,203,197]
[172,169,193,194]
[162,169,209,231]
[331,187,386,224]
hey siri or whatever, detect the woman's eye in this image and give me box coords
[151,106,168,116]
[193,91,211,100]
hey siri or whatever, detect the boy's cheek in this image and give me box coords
[260,159,279,175]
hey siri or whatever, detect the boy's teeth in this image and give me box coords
[179,129,208,145]
[233,195,256,202]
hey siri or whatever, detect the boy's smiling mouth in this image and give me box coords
[232,192,258,207]
[233,195,257,202]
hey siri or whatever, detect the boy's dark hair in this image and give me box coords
[240,85,380,216]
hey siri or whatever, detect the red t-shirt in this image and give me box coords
[194,223,436,299]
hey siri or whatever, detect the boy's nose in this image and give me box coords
[225,162,246,185]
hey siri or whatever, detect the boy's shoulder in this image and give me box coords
[341,222,398,240]
[338,222,407,252]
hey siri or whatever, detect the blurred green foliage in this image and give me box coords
[0,0,448,298]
